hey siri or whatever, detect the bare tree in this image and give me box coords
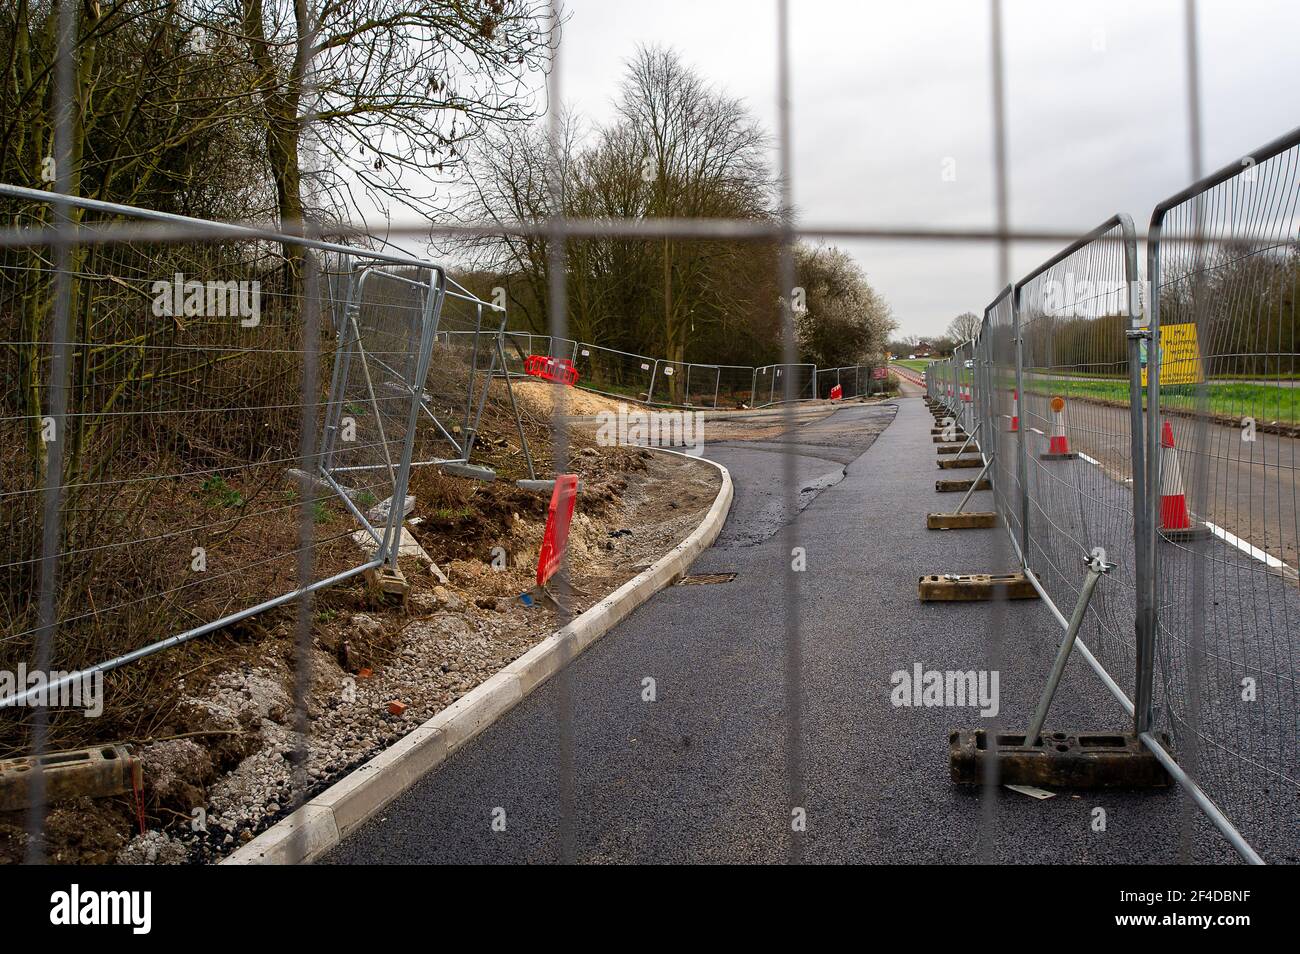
[211,0,555,227]
[946,310,981,343]
[455,46,783,381]
[1,2,270,216]
[618,45,775,382]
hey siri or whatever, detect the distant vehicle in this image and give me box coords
[908,354,916,359]
[964,359,974,369]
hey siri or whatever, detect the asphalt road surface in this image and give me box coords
[1017,390,1299,570]
[939,390,1296,862]
[324,398,1264,864]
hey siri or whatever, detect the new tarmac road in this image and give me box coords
[324,398,1265,864]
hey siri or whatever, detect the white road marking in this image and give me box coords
[1203,521,1292,571]
[1063,441,1286,566]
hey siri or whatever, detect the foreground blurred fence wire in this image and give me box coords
[6,0,1294,868]
[927,125,1300,863]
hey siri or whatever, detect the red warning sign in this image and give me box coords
[829,384,843,400]
[536,474,579,587]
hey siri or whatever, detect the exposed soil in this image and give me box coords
[0,378,721,864]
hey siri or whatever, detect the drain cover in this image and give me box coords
[676,573,737,585]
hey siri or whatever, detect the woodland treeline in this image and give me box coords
[2,3,895,367]
[453,47,895,368]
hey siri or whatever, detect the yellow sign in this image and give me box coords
[1141,322,1204,386]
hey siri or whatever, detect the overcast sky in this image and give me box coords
[548,0,1300,339]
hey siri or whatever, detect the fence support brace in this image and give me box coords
[952,419,982,458]
[1023,552,1112,744]
[954,455,993,515]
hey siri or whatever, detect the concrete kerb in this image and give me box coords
[224,447,734,865]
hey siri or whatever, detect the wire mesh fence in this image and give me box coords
[1145,125,1300,862]
[514,339,884,410]
[752,363,815,407]
[982,288,1021,554]
[419,284,507,467]
[4,0,1293,873]
[572,342,656,402]
[946,150,1300,861]
[716,364,760,408]
[1013,215,1145,708]
[815,365,870,399]
[0,187,442,734]
[647,359,717,407]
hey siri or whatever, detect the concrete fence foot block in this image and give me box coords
[936,478,991,493]
[440,462,497,482]
[917,573,1039,601]
[0,745,139,811]
[926,512,998,530]
[949,730,1172,788]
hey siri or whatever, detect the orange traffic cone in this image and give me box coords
[961,384,971,403]
[1008,388,1019,432]
[1039,396,1077,460]
[1158,420,1208,541]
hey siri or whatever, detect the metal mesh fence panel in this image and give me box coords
[573,343,655,402]
[814,367,837,400]
[499,331,534,375]
[1014,216,1143,706]
[982,288,1022,557]
[541,335,578,362]
[953,341,975,435]
[647,359,720,407]
[325,265,436,510]
[1146,127,1300,862]
[716,365,758,409]
[417,284,504,466]
[752,363,815,407]
[0,188,435,731]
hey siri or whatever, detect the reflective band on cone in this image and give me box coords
[1159,420,1193,530]
[1049,400,1069,454]
[1008,388,1019,432]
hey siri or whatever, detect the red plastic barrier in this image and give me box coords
[829,384,843,400]
[524,354,580,386]
[536,474,579,587]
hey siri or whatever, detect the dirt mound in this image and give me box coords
[508,378,642,417]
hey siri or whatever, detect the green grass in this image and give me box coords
[1022,377,1300,425]
[893,359,934,372]
[201,476,244,508]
